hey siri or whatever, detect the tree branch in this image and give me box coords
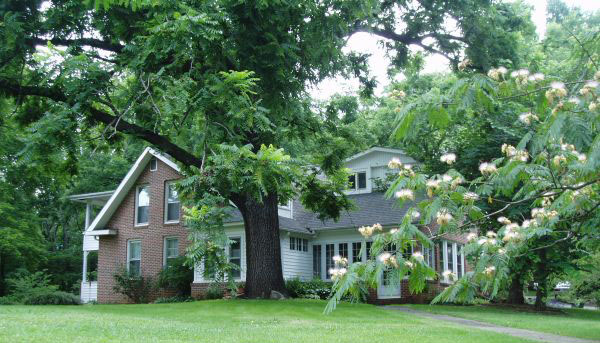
[350,26,461,63]
[0,80,203,169]
[27,37,124,53]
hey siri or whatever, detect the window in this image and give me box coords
[438,241,445,272]
[164,237,179,266]
[127,240,141,277]
[447,242,453,272]
[229,237,242,279]
[313,245,322,279]
[338,243,348,259]
[457,245,463,278]
[352,242,362,263]
[366,241,373,260]
[150,157,157,171]
[423,246,435,267]
[164,181,180,223]
[402,243,413,260]
[348,171,367,191]
[290,237,308,252]
[439,240,465,282]
[135,185,150,226]
[325,244,335,279]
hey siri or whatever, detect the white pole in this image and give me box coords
[82,251,88,283]
[85,202,91,230]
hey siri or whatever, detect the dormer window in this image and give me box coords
[348,171,367,191]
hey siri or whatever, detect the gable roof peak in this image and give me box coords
[345,146,409,162]
[87,147,180,231]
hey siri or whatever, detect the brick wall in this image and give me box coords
[97,157,188,303]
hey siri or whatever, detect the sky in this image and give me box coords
[310,0,600,101]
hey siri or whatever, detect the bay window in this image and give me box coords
[439,240,465,282]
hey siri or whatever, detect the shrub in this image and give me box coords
[113,268,155,303]
[285,278,333,300]
[154,296,194,304]
[0,296,18,305]
[157,256,194,296]
[204,284,224,300]
[23,291,80,305]
[285,278,304,298]
[5,270,59,303]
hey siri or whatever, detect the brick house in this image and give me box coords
[70,147,469,304]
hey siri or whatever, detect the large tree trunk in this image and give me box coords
[507,273,525,305]
[237,193,286,298]
[534,283,547,310]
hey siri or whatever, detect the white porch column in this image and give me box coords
[85,202,91,230]
[82,251,89,283]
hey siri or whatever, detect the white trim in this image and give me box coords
[163,236,179,266]
[228,236,242,280]
[87,147,180,232]
[84,229,117,236]
[346,168,370,194]
[164,181,180,224]
[345,147,409,162]
[134,184,150,227]
[440,240,464,283]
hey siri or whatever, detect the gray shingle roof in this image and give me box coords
[224,191,416,233]
[292,192,416,230]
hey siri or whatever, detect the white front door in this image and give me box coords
[377,270,401,299]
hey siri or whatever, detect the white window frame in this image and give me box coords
[228,237,242,280]
[127,239,142,276]
[423,246,435,267]
[348,170,368,191]
[289,236,308,252]
[163,237,179,266]
[164,181,180,224]
[316,239,367,281]
[440,240,465,283]
[134,185,150,227]
[150,157,157,171]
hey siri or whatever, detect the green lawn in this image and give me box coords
[406,304,600,341]
[0,299,536,343]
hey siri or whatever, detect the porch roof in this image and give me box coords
[68,190,115,206]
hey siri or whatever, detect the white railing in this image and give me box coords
[81,281,97,303]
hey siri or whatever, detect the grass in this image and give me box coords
[406,304,600,341]
[0,299,537,343]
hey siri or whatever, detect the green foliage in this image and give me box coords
[112,268,156,304]
[204,284,224,300]
[153,296,194,304]
[23,291,80,305]
[0,269,78,305]
[5,270,59,302]
[157,256,194,297]
[285,278,333,300]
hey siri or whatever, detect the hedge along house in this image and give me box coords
[70,147,469,304]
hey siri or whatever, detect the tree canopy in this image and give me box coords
[0,0,556,298]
